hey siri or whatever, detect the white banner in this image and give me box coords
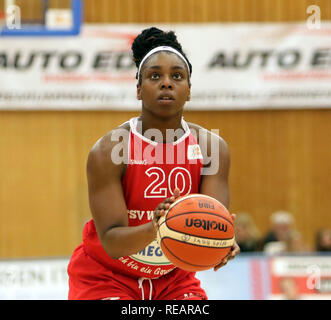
[0,23,331,110]
[0,258,69,300]
[1,255,330,299]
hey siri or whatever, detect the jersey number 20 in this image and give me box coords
[144,167,192,198]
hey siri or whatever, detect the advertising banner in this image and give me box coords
[0,23,331,110]
[0,258,69,300]
[0,255,330,300]
[269,255,331,300]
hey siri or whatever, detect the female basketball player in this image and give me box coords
[67,27,240,300]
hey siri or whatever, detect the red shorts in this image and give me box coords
[67,244,208,300]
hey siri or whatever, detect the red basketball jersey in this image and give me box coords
[82,117,204,279]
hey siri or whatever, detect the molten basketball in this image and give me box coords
[157,194,234,272]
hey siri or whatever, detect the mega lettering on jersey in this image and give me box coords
[117,240,175,278]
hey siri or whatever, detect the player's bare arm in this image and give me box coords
[199,128,230,207]
[189,124,240,270]
[87,128,157,259]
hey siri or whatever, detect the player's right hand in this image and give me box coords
[152,188,181,230]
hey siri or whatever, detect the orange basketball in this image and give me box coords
[157,194,234,272]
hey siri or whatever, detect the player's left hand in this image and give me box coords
[153,188,181,230]
[213,213,240,271]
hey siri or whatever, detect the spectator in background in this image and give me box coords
[261,211,295,255]
[234,213,261,252]
[284,230,310,253]
[315,229,331,252]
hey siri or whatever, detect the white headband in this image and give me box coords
[137,46,190,82]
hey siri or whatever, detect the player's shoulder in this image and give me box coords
[91,121,130,152]
[187,121,229,150]
[88,121,130,169]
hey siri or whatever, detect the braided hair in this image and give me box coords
[131,27,192,84]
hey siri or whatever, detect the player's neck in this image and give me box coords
[138,111,185,143]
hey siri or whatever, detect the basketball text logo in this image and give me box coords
[198,201,215,210]
[185,218,228,232]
